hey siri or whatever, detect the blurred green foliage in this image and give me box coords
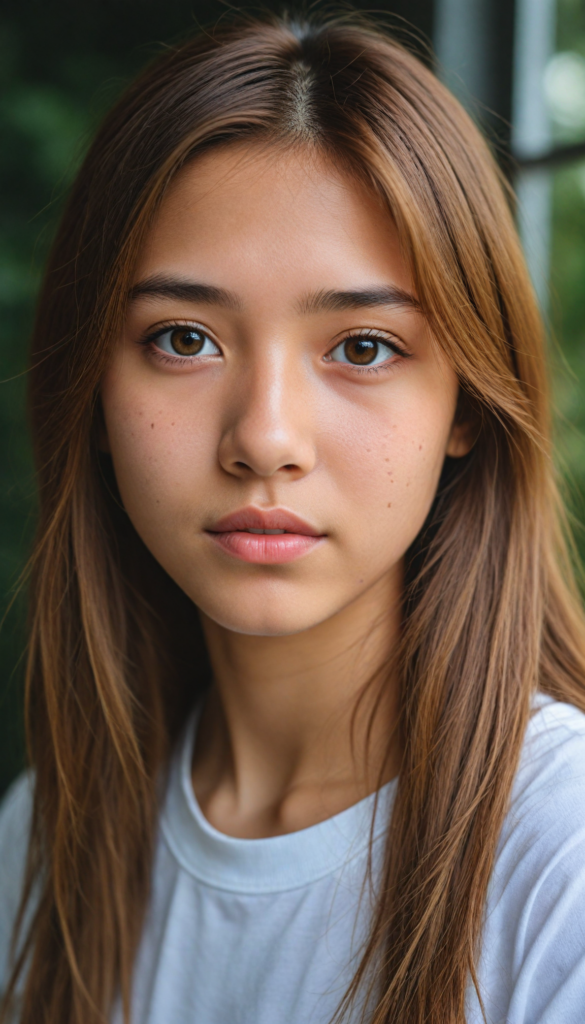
[551,0,585,564]
[551,160,585,555]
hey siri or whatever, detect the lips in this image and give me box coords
[206,507,324,564]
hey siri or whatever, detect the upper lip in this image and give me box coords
[208,507,323,536]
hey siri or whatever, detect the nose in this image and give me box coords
[218,349,317,480]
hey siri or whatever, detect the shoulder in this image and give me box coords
[496,694,585,903]
[504,694,585,850]
[0,772,34,992]
[477,696,585,1023]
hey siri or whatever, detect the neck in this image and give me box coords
[192,567,403,838]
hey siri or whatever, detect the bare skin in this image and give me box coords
[101,144,470,839]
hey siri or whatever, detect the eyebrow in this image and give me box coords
[128,275,243,311]
[128,276,421,316]
[296,286,421,315]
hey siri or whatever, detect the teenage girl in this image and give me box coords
[2,14,585,1024]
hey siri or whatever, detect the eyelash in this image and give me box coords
[328,329,408,374]
[139,322,409,373]
[139,322,220,366]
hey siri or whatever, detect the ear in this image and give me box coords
[445,389,479,458]
[446,421,475,458]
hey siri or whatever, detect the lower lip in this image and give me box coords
[207,531,324,564]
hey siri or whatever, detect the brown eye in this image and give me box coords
[169,328,205,355]
[343,338,378,364]
[152,326,221,359]
[328,334,398,368]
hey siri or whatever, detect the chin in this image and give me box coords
[194,585,336,637]
[202,606,324,637]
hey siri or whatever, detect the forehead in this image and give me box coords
[134,143,413,300]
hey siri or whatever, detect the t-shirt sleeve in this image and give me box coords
[475,699,585,1024]
[0,772,34,997]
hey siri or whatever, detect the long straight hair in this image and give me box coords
[3,13,585,1024]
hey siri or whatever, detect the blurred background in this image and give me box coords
[1,0,584,797]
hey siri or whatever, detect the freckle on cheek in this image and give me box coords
[387,502,392,508]
[151,423,154,429]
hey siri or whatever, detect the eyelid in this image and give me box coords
[137,320,223,369]
[141,319,221,347]
[326,328,408,366]
[330,326,406,350]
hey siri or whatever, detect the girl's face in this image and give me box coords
[101,145,468,636]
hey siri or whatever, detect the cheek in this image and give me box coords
[100,372,216,518]
[322,386,454,550]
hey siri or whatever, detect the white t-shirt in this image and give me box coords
[2,694,585,1023]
